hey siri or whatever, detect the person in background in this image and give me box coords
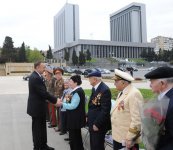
[44,66,56,126]
[53,67,64,131]
[57,75,86,150]
[87,70,111,150]
[111,69,143,150]
[27,61,58,150]
[59,78,72,135]
[145,66,173,150]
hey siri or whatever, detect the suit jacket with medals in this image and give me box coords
[111,84,143,143]
[88,82,111,132]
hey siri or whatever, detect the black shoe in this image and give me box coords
[64,138,70,141]
[48,125,56,128]
[41,145,54,150]
[59,132,66,135]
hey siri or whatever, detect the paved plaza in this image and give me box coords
[0,76,149,150]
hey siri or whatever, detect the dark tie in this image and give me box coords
[118,91,123,98]
[40,75,44,82]
[92,87,95,94]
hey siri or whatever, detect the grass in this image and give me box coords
[84,88,155,149]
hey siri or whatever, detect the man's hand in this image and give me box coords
[125,139,134,149]
[55,98,62,107]
[93,124,99,131]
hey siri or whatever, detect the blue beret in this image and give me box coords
[145,66,173,79]
[87,70,101,77]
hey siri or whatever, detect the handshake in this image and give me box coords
[55,98,63,107]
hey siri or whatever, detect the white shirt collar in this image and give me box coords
[71,86,80,92]
[35,70,42,78]
[94,81,101,91]
[158,88,171,101]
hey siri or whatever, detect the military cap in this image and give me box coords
[53,67,64,75]
[112,69,134,82]
[145,66,173,79]
[87,70,101,77]
[45,65,53,74]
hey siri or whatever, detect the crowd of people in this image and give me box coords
[27,61,173,150]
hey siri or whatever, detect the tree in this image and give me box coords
[72,50,78,65]
[140,48,147,59]
[1,36,16,62]
[64,49,70,61]
[79,50,86,65]
[46,45,53,59]
[18,42,26,62]
[26,48,44,62]
[86,49,91,62]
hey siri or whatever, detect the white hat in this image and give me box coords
[112,69,134,82]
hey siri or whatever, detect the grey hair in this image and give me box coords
[64,78,70,83]
[94,76,102,81]
[159,77,173,84]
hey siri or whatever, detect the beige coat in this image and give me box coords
[111,84,143,143]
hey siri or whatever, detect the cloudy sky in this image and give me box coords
[0,0,173,50]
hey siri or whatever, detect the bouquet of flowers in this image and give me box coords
[65,93,73,103]
[140,96,170,150]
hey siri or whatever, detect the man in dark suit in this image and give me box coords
[87,70,111,150]
[145,66,173,150]
[27,61,58,150]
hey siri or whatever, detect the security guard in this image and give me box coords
[111,69,143,150]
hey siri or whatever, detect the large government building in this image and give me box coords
[53,3,155,61]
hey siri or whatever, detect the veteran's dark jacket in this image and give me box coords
[156,88,173,150]
[27,71,57,117]
[87,82,111,132]
[66,87,86,129]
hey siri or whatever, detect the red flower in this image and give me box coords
[144,108,166,124]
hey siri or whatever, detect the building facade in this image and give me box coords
[54,39,155,61]
[151,36,173,53]
[54,3,79,51]
[110,2,147,43]
[53,3,154,61]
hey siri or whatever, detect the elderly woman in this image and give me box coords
[59,78,72,135]
[111,69,143,150]
[58,75,86,150]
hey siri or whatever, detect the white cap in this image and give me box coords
[112,69,134,82]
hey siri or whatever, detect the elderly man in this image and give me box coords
[145,66,173,150]
[87,70,111,150]
[111,69,143,150]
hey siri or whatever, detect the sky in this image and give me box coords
[0,0,173,50]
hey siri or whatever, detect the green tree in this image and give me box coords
[1,36,16,62]
[46,45,53,59]
[140,48,147,59]
[86,49,91,61]
[18,42,26,62]
[64,49,70,61]
[26,48,44,62]
[72,50,78,65]
[79,50,86,65]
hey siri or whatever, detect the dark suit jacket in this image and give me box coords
[27,71,57,117]
[156,88,173,150]
[88,82,111,132]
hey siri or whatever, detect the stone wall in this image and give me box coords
[0,62,67,76]
[5,63,34,76]
[0,64,6,76]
